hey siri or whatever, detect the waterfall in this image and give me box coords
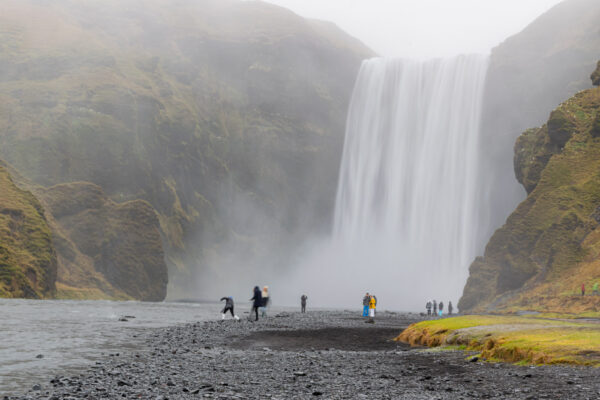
[329,55,489,310]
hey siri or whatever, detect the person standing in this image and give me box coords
[362,293,370,317]
[366,295,376,323]
[582,283,586,297]
[433,300,438,316]
[448,301,454,315]
[250,286,262,321]
[438,301,444,317]
[593,282,599,296]
[301,294,308,313]
[220,296,239,320]
[426,301,432,316]
[261,286,270,317]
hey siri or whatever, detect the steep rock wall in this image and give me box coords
[460,69,600,312]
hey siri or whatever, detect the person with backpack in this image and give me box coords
[426,301,432,316]
[438,301,444,316]
[362,293,370,317]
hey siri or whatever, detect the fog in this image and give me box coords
[194,0,569,312]
[256,0,564,58]
[1,0,583,311]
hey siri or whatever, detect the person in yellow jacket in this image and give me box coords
[366,295,376,324]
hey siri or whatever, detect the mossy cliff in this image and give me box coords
[460,68,600,313]
[478,0,600,246]
[0,0,373,297]
[37,183,167,301]
[0,162,57,298]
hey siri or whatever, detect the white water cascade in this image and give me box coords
[284,55,489,311]
[332,55,489,310]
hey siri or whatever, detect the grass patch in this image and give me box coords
[396,315,600,366]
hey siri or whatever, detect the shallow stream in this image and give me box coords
[0,299,236,394]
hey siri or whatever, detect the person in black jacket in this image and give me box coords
[301,294,308,313]
[220,296,239,320]
[250,286,262,321]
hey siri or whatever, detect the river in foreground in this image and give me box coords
[0,298,286,394]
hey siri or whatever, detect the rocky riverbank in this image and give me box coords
[11,311,600,399]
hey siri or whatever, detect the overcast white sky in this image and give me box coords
[258,0,564,58]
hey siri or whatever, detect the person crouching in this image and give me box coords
[220,296,239,320]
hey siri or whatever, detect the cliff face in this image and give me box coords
[38,183,167,301]
[0,162,57,298]
[1,162,169,301]
[0,0,373,297]
[477,0,600,247]
[460,69,600,313]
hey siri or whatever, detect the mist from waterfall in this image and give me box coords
[282,55,489,311]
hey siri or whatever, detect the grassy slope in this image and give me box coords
[0,0,373,297]
[0,162,57,298]
[397,315,600,365]
[460,74,600,313]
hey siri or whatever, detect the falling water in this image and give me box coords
[327,55,489,310]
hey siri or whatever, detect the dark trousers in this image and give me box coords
[301,304,306,313]
[251,306,259,321]
[222,306,234,316]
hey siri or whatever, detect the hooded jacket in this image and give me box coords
[251,286,262,307]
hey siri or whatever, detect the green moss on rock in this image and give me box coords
[547,109,576,148]
[591,113,600,138]
[460,82,600,313]
[0,162,57,298]
[592,61,600,86]
[38,182,168,301]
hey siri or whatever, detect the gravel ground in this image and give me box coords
[10,310,600,399]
